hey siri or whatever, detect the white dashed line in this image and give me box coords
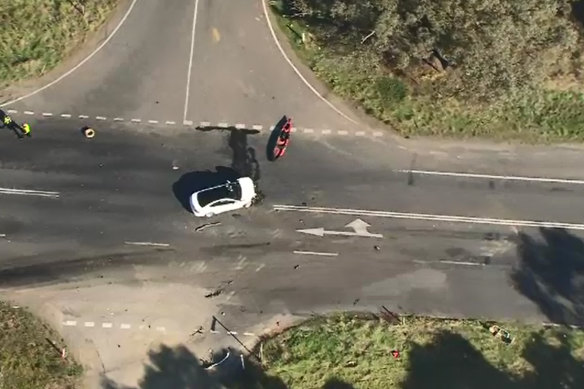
[252,124,263,130]
[148,120,159,124]
[337,130,348,135]
[293,250,339,257]
[156,326,166,332]
[96,116,107,121]
[84,321,95,327]
[42,112,53,117]
[124,241,170,247]
[235,123,246,129]
[217,122,229,128]
[199,121,211,127]
[321,129,332,134]
[255,263,265,272]
[63,320,77,326]
[60,113,72,118]
[120,323,131,330]
[7,109,17,114]
[373,131,384,137]
[131,118,141,123]
[290,127,297,132]
[227,331,238,335]
[355,131,366,136]
[165,121,176,125]
[184,120,194,126]
[24,111,34,115]
[303,128,314,133]
[102,322,113,328]
[113,117,124,122]
[440,260,483,266]
[78,115,89,119]
[0,234,6,238]
[243,332,256,337]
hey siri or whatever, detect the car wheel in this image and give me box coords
[205,212,214,218]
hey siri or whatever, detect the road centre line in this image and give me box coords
[400,169,584,185]
[124,241,170,247]
[183,0,200,123]
[293,250,339,257]
[274,204,584,231]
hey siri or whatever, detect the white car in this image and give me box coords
[189,177,256,217]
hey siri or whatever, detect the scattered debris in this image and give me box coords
[293,264,299,269]
[345,360,357,367]
[489,325,513,344]
[191,326,204,336]
[391,349,400,358]
[374,245,381,251]
[353,298,360,305]
[195,222,221,232]
[380,305,401,325]
[205,289,223,298]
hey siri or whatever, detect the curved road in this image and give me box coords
[1,0,584,387]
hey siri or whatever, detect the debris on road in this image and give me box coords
[205,289,223,298]
[374,245,381,251]
[191,326,204,336]
[353,298,360,305]
[293,264,299,269]
[194,222,221,232]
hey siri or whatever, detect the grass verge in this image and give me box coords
[0,0,119,88]
[0,301,82,389]
[269,1,584,143]
[244,313,584,388]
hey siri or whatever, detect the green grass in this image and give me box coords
[247,313,584,389]
[0,0,118,88]
[0,301,82,389]
[270,1,584,143]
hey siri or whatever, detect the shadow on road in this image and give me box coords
[101,344,357,389]
[228,128,260,181]
[511,227,584,325]
[172,167,240,213]
[402,329,584,389]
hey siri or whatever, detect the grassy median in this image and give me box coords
[0,301,82,389]
[0,0,118,88]
[246,313,584,388]
[270,0,584,142]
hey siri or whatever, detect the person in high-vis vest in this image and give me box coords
[22,123,31,137]
[2,115,12,126]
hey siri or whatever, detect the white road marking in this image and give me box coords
[321,129,332,134]
[235,123,246,129]
[96,116,107,120]
[131,118,141,123]
[355,131,366,136]
[0,187,60,198]
[60,113,72,118]
[148,120,159,124]
[124,241,170,247]
[1,0,139,107]
[42,112,53,117]
[293,250,339,257]
[373,131,384,137]
[156,326,166,332]
[200,121,211,127]
[7,109,17,114]
[235,256,247,270]
[217,122,229,128]
[113,117,124,121]
[261,0,357,125]
[440,260,483,266]
[184,120,193,126]
[183,0,201,122]
[400,169,584,185]
[78,115,89,119]
[102,322,113,328]
[165,121,176,125]
[0,234,6,238]
[290,127,297,132]
[274,204,584,231]
[227,331,238,335]
[252,124,263,130]
[84,321,95,327]
[243,332,256,337]
[120,323,131,330]
[337,130,348,135]
[24,111,34,115]
[303,128,314,133]
[255,263,265,272]
[63,320,77,326]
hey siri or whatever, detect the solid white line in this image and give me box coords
[24,111,34,115]
[113,117,124,121]
[337,130,348,135]
[1,0,139,107]
[200,121,211,127]
[96,116,107,120]
[78,115,89,119]
[275,205,584,231]
[293,250,339,257]
[60,113,72,118]
[124,241,170,247]
[63,320,77,326]
[400,169,584,185]
[42,112,53,117]
[102,322,113,328]
[165,121,176,125]
[183,0,200,122]
[0,187,59,198]
[255,263,265,272]
[84,321,95,327]
[252,124,263,130]
[120,323,131,330]
[261,0,357,125]
[148,120,159,124]
[131,118,141,123]
[440,260,482,266]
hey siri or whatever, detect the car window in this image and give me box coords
[211,199,236,207]
[197,182,242,207]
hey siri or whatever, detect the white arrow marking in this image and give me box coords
[297,218,382,238]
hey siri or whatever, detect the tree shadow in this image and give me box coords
[172,167,240,213]
[228,128,260,181]
[572,0,584,27]
[511,228,584,325]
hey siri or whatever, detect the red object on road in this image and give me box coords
[273,117,292,159]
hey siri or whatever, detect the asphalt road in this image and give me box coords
[1,0,584,386]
